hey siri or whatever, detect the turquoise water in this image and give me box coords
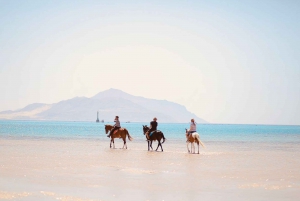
[1,120,299,144]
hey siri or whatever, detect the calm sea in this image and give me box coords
[1,120,299,144]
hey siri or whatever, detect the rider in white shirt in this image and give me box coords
[187,119,196,138]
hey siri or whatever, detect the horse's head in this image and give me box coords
[185,128,188,134]
[142,125,149,134]
[104,124,113,134]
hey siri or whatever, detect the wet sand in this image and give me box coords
[0,138,299,200]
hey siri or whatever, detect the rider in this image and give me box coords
[107,116,121,138]
[146,117,158,140]
[187,118,197,138]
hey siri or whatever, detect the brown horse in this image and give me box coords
[142,125,166,152]
[185,129,205,154]
[104,125,133,149]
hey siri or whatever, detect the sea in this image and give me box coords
[1,120,300,143]
[0,120,300,200]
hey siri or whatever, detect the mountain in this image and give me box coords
[0,89,207,123]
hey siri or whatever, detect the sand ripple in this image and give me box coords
[0,191,31,199]
[40,191,98,201]
[239,183,297,190]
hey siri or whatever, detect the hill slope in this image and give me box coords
[0,89,206,123]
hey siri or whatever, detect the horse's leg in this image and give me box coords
[187,142,190,153]
[160,136,164,152]
[197,142,199,154]
[113,138,115,149]
[155,140,160,151]
[148,140,153,151]
[156,138,163,152]
[122,136,126,149]
[193,143,196,154]
[110,138,112,148]
[124,133,128,149]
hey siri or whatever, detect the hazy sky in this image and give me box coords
[1,0,299,125]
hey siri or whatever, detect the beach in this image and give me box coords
[1,138,300,200]
[1,0,300,200]
[0,121,300,200]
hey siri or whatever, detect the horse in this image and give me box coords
[104,125,133,149]
[142,125,166,152]
[185,129,205,154]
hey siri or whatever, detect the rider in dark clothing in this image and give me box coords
[146,117,157,140]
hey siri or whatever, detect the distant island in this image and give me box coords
[0,88,206,123]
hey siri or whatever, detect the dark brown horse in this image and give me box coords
[142,125,166,152]
[105,125,133,149]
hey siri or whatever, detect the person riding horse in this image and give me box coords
[146,117,158,140]
[187,119,196,139]
[107,116,121,138]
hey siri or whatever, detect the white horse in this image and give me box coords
[186,129,205,154]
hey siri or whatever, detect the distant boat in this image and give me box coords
[96,111,100,123]
[126,121,130,123]
[101,120,104,123]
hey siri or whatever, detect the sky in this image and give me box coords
[0,0,299,125]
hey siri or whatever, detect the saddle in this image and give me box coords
[148,130,160,137]
[113,128,124,135]
[149,131,155,137]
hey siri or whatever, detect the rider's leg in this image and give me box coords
[146,129,154,141]
[145,131,149,141]
[108,126,121,137]
[186,131,190,142]
[107,127,116,137]
[188,131,195,138]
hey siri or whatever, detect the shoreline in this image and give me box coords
[1,119,300,126]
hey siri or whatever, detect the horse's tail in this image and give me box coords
[161,132,166,144]
[196,134,205,147]
[125,129,133,141]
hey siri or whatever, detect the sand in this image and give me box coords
[0,138,299,200]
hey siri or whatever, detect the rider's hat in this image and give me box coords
[153,117,157,120]
[115,116,119,118]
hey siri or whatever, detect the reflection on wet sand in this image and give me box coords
[0,138,299,200]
